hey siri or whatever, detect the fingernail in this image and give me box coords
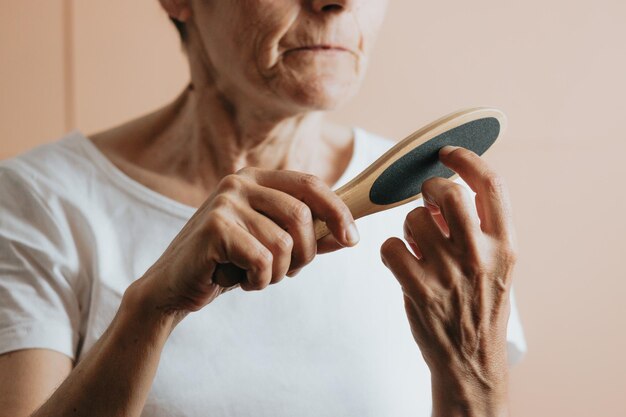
[440,145,459,157]
[423,198,438,212]
[286,268,302,277]
[345,222,360,246]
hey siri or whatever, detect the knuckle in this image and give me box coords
[499,244,518,266]
[406,206,429,225]
[299,173,324,190]
[249,247,273,275]
[441,183,468,206]
[211,193,235,209]
[483,172,507,195]
[236,166,257,177]
[205,211,229,233]
[289,201,313,225]
[218,174,243,192]
[272,231,294,254]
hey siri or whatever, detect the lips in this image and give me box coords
[288,44,351,52]
[282,44,357,60]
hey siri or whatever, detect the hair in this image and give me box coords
[170,17,188,42]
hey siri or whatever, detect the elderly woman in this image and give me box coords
[0,1,525,416]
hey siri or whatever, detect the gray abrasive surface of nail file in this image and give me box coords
[369,117,500,205]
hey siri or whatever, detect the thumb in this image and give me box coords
[316,232,348,254]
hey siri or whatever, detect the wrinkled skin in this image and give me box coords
[139,167,361,319]
[1,2,519,417]
[169,0,389,112]
[381,145,518,416]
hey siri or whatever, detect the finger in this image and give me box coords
[245,183,316,272]
[238,168,359,247]
[380,237,430,301]
[237,204,293,285]
[401,213,425,260]
[404,206,448,264]
[439,146,514,238]
[404,236,424,260]
[286,267,302,277]
[423,198,450,237]
[208,215,273,291]
[315,233,344,254]
[420,176,481,250]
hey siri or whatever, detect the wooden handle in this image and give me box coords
[313,218,332,240]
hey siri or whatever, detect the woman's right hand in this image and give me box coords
[131,167,360,317]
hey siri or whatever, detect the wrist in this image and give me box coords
[121,276,188,336]
[431,372,509,417]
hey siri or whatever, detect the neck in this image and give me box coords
[134,81,346,193]
[118,18,355,196]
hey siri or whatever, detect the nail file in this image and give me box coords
[214,107,506,287]
[312,107,506,240]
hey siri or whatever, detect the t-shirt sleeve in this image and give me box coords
[452,176,527,366]
[0,166,81,359]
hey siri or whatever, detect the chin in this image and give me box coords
[282,76,361,111]
[271,54,365,111]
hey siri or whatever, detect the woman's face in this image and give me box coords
[187,0,388,113]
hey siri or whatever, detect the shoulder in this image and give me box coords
[0,131,97,199]
[0,131,100,255]
[0,131,94,244]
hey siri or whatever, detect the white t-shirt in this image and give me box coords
[0,128,526,417]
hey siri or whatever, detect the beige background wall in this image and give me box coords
[2,1,625,416]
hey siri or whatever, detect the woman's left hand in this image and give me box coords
[380,145,518,417]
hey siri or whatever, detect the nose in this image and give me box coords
[310,0,353,13]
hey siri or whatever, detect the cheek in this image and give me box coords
[203,1,295,77]
[230,4,299,79]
